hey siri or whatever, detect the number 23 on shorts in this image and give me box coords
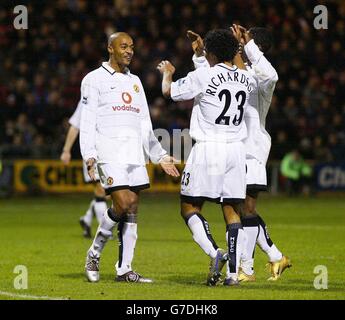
[181,172,190,187]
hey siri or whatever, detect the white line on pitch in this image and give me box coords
[0,291,70,300]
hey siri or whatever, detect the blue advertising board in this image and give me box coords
[315,162,345,191]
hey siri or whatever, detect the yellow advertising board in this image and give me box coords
[13,160,183,193]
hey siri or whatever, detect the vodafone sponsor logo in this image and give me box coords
[112,91,139,113]
[122,92,132,104]
[112,105,140,113]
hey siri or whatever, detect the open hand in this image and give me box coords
[187,30,204,57]
[159,155,180,177]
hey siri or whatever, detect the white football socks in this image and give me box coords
[186,214,218,259]
[88,209,118,257]
[257,223,283,262]
[116,219,138,276]
[241,226,258,275]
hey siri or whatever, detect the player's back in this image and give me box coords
[191,64,255,143]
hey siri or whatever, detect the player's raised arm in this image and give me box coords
[158,60,202,101]
[241,26,278,94]
[79,76,98,181]
[187,30,210,69]
[230,24,247,70]
[187,30,204,57]
[157,60,175,98]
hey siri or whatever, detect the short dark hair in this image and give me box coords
[248,27,273,53]
[204,29,239,63]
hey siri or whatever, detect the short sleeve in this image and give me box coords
[170,70,202,101]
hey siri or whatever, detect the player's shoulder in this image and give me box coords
[128,72,141,82]
[239,68,256,84]
[81,67,102,86]
[187,66,210,81]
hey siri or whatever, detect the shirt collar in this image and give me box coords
[101,62,131,76]
[216,63,238,71]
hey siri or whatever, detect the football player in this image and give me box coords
[158,29,255,286]
[80,32,179,283]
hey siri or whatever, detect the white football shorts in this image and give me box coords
[245,157,268,192]
[180,141,246,204]
[96,163,150,195]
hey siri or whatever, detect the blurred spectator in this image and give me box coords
[280,149,313,196]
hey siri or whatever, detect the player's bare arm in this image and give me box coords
[238,25,252,45]
[157,60,175,98]
[230,24,247,70]
[187,30,204,57]
[60,125,79,165]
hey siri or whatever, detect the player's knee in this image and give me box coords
[116,198,138,214]
[115,200,131,214]
[244,198,257,215]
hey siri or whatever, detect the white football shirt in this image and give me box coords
[243,39,278,164]
[192,39,278,164]
[79,62,167,165]
[171,63,255,143]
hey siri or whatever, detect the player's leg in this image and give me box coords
[222,141,247,286]
[85,163,127,282]
[180,143,228,285]
[181,200,219,258]
[114,189,139,278]
[239,191,260,281]
[181,200,228,286]
[180,143,221,260]
[114,165,152,283]
[252,196,291,280]
[241,157,291,280]
[222,202,246,286]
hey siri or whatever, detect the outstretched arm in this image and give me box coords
[139,80,180,177]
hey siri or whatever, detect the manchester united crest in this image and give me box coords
[133,84,140,93]
[107,177,114,185]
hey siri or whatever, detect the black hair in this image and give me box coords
[204,29,239,63]
[248,27,273,53]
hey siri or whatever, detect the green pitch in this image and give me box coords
[0,193,344,300]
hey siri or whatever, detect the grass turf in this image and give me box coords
[0,193,344,300]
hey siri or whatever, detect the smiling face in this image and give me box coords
[108,33,134,67]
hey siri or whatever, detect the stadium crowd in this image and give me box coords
[1,0,344,162]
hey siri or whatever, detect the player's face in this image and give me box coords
[111,35,134,66]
